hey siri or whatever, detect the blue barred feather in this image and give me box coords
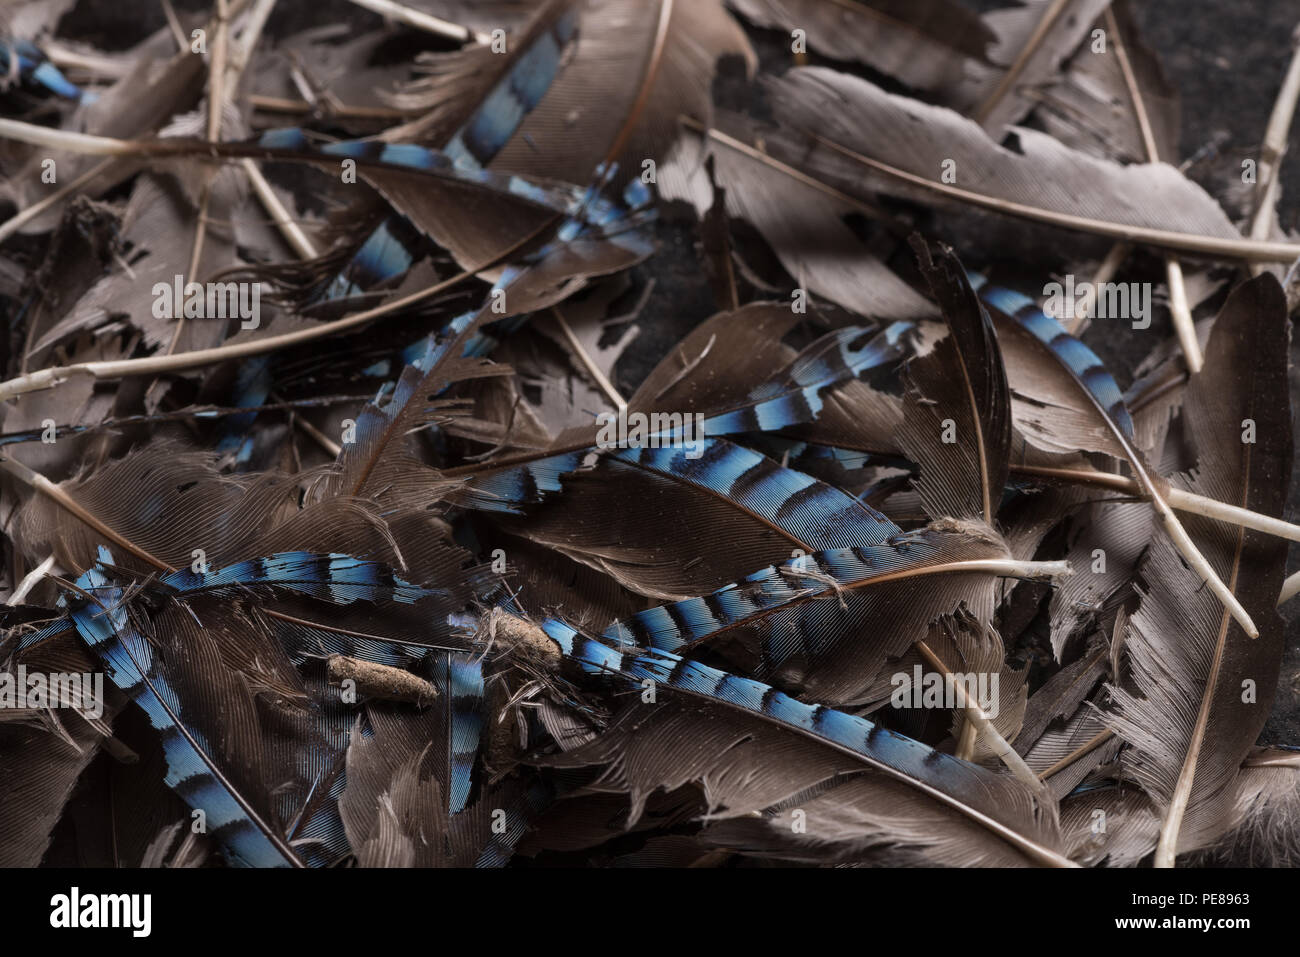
[0,40,85,100]
[704,321,913,435]
[21,549,446,866]
[608,439,897,548]
[445,9,578,170]
[462,317,912,511]
[473,780,553,867]
[66,549,301,867]
[603,536,944,654]
[537,618,1066,864]
[18,551,434,654]
[442,654,485,815]
[219,12,580,458]
[966,272,1135,439]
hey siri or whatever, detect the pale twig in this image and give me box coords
[171,0,285,353]
[1036,728,1114,781]
[0,457,172,569]
[6,555,57,605]
[229,0,278,75]
[1014,464,1300,547]
[1248,25,1300,276]
[167,0,234,356]
[551,306,627,412]
[248,93,415,121]
[169,180,214,354]
[1106,7,1202,372]
[1010,461,1253,638]
[0,190,557,399]
[0,267,476,399]
[272,390,342,457]
[1066,242,1129,336]
[0,0,256,247]
[914,640,1042,790]
[241,159,318,259]
[160,0,188,51]
[972,0,1069,126]
[2,171,570,401]
[1164,258,1201,373]
[43,43,135,81]
[1277,569,1300,606]
[1243,749,1300,768]
[230,4,320,267]
[343,0,490,44]
[0,158,117,245]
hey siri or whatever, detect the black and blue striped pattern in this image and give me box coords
[444,8,579,170]
[460,315,912,512]
[256,128,583,214]
[471,449,590,512]
[546,618,911,755]
[284,755,351,867]
[705,321,913,436]
[603,535,941,654]
[302,5,579,301]
[67,550,299,867]
[473,779,552,867]
[966,271,1135,439]
[442,653,485,815]
[235,126,594,306]
[219,14,580,459]
[17,551,433,654]
[157,550,435,604]
[220,146,652,468]
[22,548,445,867]
[0,40,85,100]
[609,438,898,548]
[538,618,1056,857]
[339,175,654,509]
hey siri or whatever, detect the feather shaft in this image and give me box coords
[810,131,1300,263]
[542,617,1077,867]
[914,640,1041,789]
[1015,464,1300,546]
[343,0,488,43]
[972,0,1070,125]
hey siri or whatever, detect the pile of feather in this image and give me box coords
[1,0,1299,869]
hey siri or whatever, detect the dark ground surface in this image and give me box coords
[46,0,1300,784]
